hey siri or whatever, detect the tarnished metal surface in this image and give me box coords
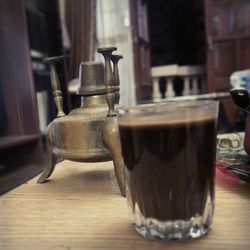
[97,47,117,117]
[44,56,66,118]
[77,62,106,96]
[111,55,123,104]
[37,48,125,196]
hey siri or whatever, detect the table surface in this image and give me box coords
[0,160,250,250]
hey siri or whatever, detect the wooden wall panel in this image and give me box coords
[0,0,40,135]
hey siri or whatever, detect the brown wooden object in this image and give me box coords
[0,0,44,194]
[130,0,152,102]
[205,0,250,127]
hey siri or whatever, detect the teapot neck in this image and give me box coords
[81,94,107,108]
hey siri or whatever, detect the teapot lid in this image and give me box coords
[77,61,106,96]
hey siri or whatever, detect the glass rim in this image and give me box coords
[117,100,219,114]
[117,100,219,127]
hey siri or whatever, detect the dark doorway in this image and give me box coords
[147,0,205,67]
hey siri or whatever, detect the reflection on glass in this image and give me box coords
[212,0,235,37]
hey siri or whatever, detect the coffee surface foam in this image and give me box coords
[118,112,216,128]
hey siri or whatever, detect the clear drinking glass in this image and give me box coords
[117,100,219,240]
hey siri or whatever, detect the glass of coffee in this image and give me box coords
[117,100,219,240]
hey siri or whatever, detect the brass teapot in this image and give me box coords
[37,47,126,196]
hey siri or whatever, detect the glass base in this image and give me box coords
[126,179,214,240]
[133,218,210,240]
[129,196,214,240]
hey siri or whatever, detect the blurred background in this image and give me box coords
[0,0,250,192]
[2,0,250,130]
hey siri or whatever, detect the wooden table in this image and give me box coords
[0,160,250,250]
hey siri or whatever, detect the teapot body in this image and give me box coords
[47,94,113,162]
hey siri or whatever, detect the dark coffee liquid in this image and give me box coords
[119,116,217,221]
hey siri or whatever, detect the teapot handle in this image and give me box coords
[97,47,118,117]
[44,56,66,117]
[110,55,123,104]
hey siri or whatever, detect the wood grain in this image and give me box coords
[0,160,250,250]
[0,0,40,135]
[0,0,44,196]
